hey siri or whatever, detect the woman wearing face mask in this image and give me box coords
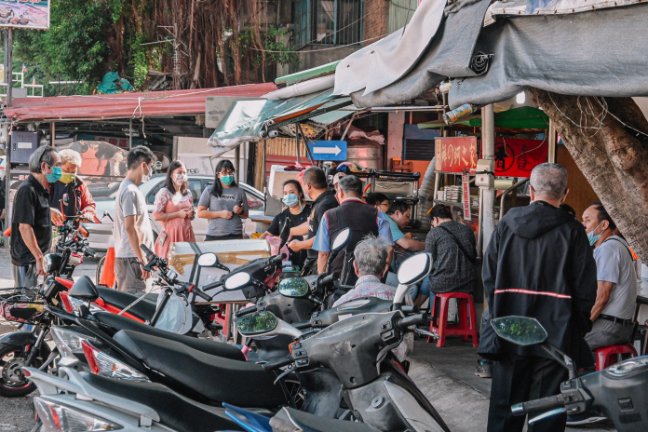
[49,148,97,224]
[261,180,311,267]
[197,159,249,240]
[152,161,196,259]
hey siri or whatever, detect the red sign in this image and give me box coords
[494,138,548,178]
[434,137,478,174]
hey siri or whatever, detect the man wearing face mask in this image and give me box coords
[480,163,596,432]
[11,146,61,287]
[113,146,156,294]
[581,202,637,350]
[49,149,97,223]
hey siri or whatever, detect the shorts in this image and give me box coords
[115,257,146,294]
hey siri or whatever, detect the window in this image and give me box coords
[293,0,364,47]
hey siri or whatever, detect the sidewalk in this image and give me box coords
[409,339,615,432]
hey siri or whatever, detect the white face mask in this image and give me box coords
[174,173,187,183]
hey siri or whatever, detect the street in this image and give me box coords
[0,244,615,432]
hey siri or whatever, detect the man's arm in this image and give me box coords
[123,215,149,278]
[568,227,598,328]
[290,221,309,237]
[481,225,500,312]
[590,281,615,321]
[396,237,425,251]
[317,251,330,274]
[18,224,45,275]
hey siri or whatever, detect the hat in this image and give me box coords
[332,172,347,186]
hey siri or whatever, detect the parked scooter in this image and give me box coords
[490,316,648,432]
[235,252,451,431]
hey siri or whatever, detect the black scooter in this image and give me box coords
[491,315,648,432]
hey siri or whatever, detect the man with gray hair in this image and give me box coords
[11,146,62,287]
[333,235,395,307]
[49,148,97,223]
[479,162,596,432]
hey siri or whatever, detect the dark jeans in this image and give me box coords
[205,234,243,241]
[488,355,568,432]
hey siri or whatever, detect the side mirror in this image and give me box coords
[490,316,548,346]
[69,275,99,301]
[397,253,432,286]
[236,311,279,336]
[278,277,310,298]
[224,272,252,291]
[331,228,351,252]
[197,253,218,267]
[43,253,63,275]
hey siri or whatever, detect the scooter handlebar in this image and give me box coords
[192,287,211,301]
[269,254,284,266]
[511,395,565,416]
[397,313,427,329]
[262,356,294,372]
[235,305,258,318]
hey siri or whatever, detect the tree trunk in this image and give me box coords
[531,89,648,259]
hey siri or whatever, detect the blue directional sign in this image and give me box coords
[307,140,348,161]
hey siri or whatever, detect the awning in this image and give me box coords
[418,106,549,130]
[2,83,277,122]
[208,88,354,156]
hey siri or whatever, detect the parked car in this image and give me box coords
[85,174,266,251]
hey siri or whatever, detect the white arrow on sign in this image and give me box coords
[313,145,342,156]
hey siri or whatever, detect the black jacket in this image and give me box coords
[479,201,597,367]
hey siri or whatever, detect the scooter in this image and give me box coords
[235,252,451,431]
[490,315,648,432]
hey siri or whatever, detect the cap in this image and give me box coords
[332,172,347,186]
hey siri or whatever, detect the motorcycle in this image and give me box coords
[490,315,648,432]
[235,252,451,431]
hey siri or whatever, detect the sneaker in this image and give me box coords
[566,412,607,426]
[474,359,492,378]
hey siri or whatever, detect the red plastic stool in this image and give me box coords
[594,344,637,370]
[428,292,478,348]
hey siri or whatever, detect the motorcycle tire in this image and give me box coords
[0,342,49,397]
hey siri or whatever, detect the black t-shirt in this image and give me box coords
[307,190,338,259]
[11,175,52,265]
[268,204,311,267]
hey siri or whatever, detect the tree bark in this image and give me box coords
[531,89,648,259]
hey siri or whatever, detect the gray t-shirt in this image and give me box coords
[595,236,637,319]
[114,179,155,258]
[198,185,248,237]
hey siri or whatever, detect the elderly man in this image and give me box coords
[480,163,596,432]
[333,236,395,307]
[11,146,61,287]
[313,175,392,284]
[49,148,97,223]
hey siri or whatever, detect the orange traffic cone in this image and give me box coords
[3,226,11,237]
[99,246,116,288]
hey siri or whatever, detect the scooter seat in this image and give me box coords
[93,312,245,361]
[96,287,157,320]
[82,371,239,432]
[272,407,378,432]
[113,329,286,407]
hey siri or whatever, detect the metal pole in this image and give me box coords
[5,28,12,107]
[128,118,133,149]
[480,104,496,255]
[548,119,556,163]
[4,29,13,244]
[50,122,55,146]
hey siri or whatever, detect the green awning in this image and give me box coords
[418,106,549,129]
[275,61,339,87]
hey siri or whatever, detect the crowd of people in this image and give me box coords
[8,146,640,432]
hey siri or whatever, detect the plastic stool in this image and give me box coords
[428,292,478,348]
[594,344,637,370]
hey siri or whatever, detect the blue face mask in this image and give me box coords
[46,166,62,183]
[282,193,299,208]
[586,222,604,246]
[220,175,234,186]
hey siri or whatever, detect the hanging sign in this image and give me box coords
[494,137,548,178]
[307,140,347,161]
[434,137,478,174]
[0,1,50,30]
[462,174,471,221]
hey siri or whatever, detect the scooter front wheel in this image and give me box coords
[0,343,44,397]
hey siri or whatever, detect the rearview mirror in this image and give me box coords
[278,277,310,298]
[224,272,252,291]
[490,316,548,346]
[236,311,279,336]
[331,228,350,252]
[397,253,432,286]
[197,253,218,267]
[69,275,99,301]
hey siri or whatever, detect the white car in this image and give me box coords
[86,174,266,251]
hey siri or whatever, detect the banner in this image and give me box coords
[0,1,49,30]
[434,137,478,174]
[494,137,548,178]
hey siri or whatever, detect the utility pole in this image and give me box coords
[4,28,13,243]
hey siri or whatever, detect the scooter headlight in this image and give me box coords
[34,397,122,431]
